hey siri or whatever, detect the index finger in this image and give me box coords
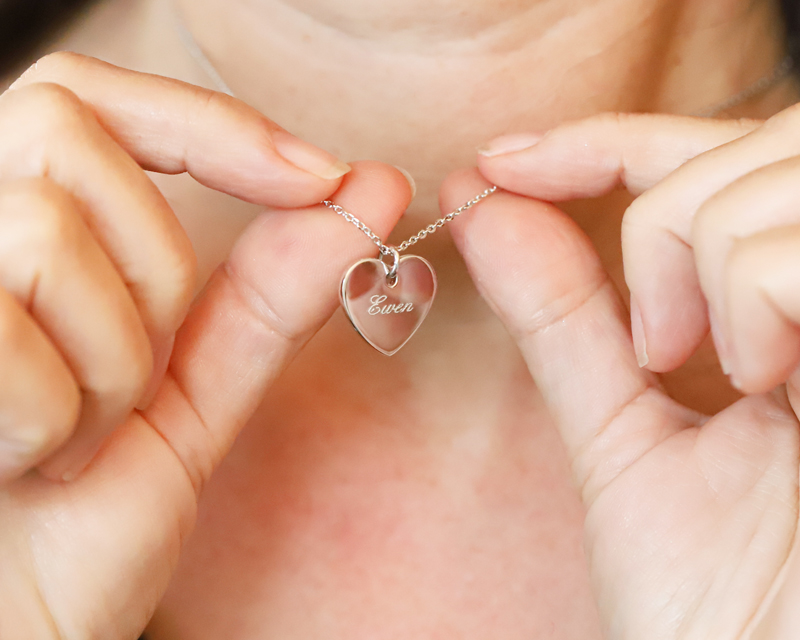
[9,52,350,208]
[477,112,760,200]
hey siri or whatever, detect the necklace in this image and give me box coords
[325,188,495,354]
[174,16,794,354]
[173,15,498,355]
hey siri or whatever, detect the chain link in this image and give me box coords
[693,53,795,118]
[322,186,497,256]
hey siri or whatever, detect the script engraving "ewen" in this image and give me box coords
[367,295,415,316]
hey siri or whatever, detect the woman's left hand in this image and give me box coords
[443,106,800,639]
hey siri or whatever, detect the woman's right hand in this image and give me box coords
[0,52,413,639]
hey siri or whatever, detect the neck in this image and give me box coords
[173,0,795,192]
[175,0,794,104]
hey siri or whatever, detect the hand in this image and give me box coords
[443,108,800,639]
[0,53,413,639]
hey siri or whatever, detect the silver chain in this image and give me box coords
[694,54,795,118]
[321,186,497,256]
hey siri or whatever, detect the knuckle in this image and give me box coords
[0,296,81,456]
[724,237,770,299]
[0,294,23,348]
[156,238,199,327]
[5,51,84,89]
[28,51,89,77]
[165,240,199,300]
[691,190,729,240]
[94,332,153,407]
[727,235,761,276]
[620,196,652,234]
[115,319,155,398]
[125,344,154,400]
[732,116,761,137]
[201,89,278,160]
[586,111,633,132]
[188,87,231,133]
[5,81,86,133]
[0,180,77,257]
[35,378,82,455]
[198,89,276,161]
[195,86,241,119]
[607,111,633,128]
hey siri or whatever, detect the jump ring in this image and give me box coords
[380,245,400,282]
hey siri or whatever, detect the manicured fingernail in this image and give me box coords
[477,132,545,158]
[393,165,416,199]
[272,130,351,180]
[136,334,175,412]
[630,296,649,368]
[707,309,732,376]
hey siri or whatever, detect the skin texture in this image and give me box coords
[0,0,800,638]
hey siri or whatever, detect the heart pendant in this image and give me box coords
[340,253,437,355]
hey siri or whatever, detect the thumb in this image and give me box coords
[140,160,412,493]
[4,162,412,640]
[444,169,690,498]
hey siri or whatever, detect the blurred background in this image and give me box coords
[1,0,800,79]
[0,0,94,76]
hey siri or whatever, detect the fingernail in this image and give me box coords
[136,334,175,412]
[708,308,732,375]
[37,457,78,483]
[630,296,649,368]
[272,131,351,180]
[393,165,416,199]
[38,438,103,483]
[477,132,545,158]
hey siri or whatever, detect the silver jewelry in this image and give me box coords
[174,12,497,355]
[173,14,794,353]
[695,54,795,118]
[326,188,496,354]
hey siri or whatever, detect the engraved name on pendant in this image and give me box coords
[368,295,415,316]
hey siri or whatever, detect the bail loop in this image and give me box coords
[380,246,400,288]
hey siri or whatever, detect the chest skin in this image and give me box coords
[148,303,605,639]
